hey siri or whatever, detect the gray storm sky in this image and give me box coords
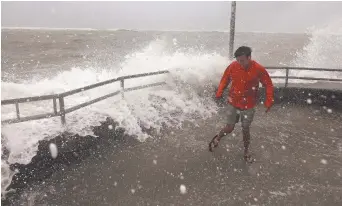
[2,1,342,33]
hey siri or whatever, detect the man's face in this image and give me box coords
[236,55,251,68]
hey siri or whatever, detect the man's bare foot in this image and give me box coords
[244,152,254,163]
[209,135,221,152]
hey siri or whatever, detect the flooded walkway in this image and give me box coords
[7,103,342,206]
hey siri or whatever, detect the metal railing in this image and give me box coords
[267,67,342,87]
[1,70,169,125]
[1,67,341,125]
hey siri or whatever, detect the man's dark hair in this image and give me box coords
[234,46,252,58]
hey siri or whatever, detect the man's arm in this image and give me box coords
[259,66,274,109]
[216,65,232,98]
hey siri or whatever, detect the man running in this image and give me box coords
[209,46,274,163]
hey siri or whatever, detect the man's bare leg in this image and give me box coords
[209,124,235,150]
[218,124,235,140]
[242,126,252,162]
[209,103,238,152]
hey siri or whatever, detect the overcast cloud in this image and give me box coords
[2,1,342,33]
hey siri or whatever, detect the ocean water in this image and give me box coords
[1,20,342,197]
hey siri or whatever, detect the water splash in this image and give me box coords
[1,38,227,196]
[291,19,342,82]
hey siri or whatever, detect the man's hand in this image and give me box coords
[215,96,224,107]
[265,100,274,113]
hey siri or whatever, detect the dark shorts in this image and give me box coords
[225,103,255,128]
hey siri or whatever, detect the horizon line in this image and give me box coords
[1,26,308,34]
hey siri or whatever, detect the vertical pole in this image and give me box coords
[59,97,66,125]
[120,79,125,99]
[285,68,289,88]
[229,1,237,59]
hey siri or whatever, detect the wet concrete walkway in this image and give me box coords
[7,103,342,206]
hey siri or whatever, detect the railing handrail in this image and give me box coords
[1,70,170,105]
[60,70,169,98]
[1,94,58,105]
[1,67,342,125]
[266,67,342,72]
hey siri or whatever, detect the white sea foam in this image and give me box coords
[1,38,227,197]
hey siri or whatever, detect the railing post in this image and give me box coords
[15,102,20,120]
[285,68,289,88]
[120,79,125,99]
[53,98,57,115]
[58,96,66,125]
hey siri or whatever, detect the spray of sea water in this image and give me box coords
[1,21,342,197]
[1,38,227,197]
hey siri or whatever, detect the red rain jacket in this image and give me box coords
[216,60,274,110]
